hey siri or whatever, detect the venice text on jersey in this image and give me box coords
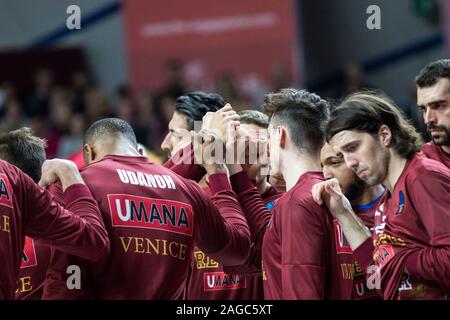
[119,236,188,260]
[0,215,10,233]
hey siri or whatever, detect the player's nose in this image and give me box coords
[323,167,333,180]
[424,108,436,125]
[161,134,172,154]
[345,155,359,171]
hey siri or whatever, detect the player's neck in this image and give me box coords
[352,184,385,206]
[384,151,408,192]
[282,151,322,192]
[107,140,142,158]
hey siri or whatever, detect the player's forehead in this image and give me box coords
[417,78,450,106]
[240,123,268,138]
[329,130,364,150]
[241,122,264,132]
[320,143,339,161]
[169,112,189,131]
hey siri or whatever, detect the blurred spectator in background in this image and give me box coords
[334,63,374,99]
[153,59,187,148]
[270,62,290,91]
[71,69,92,113]
[135,91,157,149]
[159,94,177,125]
[115,85,135,124]
[0,82,17,116]
[153,93,177,148]
[45,88,73,158]
[84,88,111,124]
[26,69,53,117]
[56,112,86,158]
[158,58,186,99]
[0,56,434,163]
[114,85,161,151]
[0,98,28,133]
[215,71,248,111]
[29,117,49,145]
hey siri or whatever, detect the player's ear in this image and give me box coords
[83,144,95,165]
[378,124,392,147]
[279,127,287,149]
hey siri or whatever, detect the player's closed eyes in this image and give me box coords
[427,101,447,110]
[171,130,186,140]
[344,143,359,153]
[331,160,343,167]
[435,102,447,109]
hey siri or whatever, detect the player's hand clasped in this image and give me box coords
[201,104,240,143]
[311,178,353,218]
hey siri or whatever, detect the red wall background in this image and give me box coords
[123,0,301,96]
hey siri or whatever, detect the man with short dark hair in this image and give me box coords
[416,59,450,168]
[161,91,224,157]
[158,93,262,300]
[43,118,250,299]
[0,152,109,299]
[312,91,450,299]
[162,92,226,181]
[222,89,354,299]
[186,110,281,300]
[0,127,46,182]
[0,128,52,300]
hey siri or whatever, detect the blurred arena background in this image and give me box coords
[0,0,448,160]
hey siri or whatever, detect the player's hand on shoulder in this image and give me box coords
[39,159,84,191]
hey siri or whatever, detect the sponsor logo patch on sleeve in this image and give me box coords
[20,237,38,268]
